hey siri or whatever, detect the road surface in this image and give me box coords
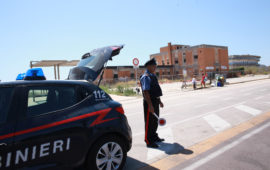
[113,79,270,169]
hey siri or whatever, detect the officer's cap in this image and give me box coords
[144,58,157,67]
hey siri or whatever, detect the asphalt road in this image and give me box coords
[119,79,270,169]
[174,118,270,170]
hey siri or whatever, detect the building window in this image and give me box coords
[162,60,165,65]
[194,55,198,59]
[130,73,134,78]
[113,74,118,79]
[184,58,186,63]
[175,60,178,64]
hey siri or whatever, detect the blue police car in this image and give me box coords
[0,45,132,170]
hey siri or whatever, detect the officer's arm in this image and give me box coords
[143,91,154,113]
[141,76,154,113]
[159,98,164,108]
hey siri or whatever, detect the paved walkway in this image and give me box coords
[110,74,269,102]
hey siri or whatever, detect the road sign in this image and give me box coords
[133,58,139,88]
[133,58,139,66]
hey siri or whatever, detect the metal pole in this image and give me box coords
[57,64,60,80]
[54,65,57,80]
[135,68,137,86]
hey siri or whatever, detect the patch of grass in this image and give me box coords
[100,84,137,96]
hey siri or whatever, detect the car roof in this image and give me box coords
[0,80,94,87]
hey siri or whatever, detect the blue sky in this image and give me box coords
[0,0,269,81]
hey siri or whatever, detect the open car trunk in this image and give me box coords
[68,45,124,82]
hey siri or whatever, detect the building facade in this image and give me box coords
[101,42,229,82]
[229,55,261,69]
[150,43,229,78]
[102,65,173,83]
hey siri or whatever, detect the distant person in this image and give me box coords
[201,73,206,88]
[181,79,187,90]
[192,76,197,90]
[140,58,165,148]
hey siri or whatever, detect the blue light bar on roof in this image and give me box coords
[16,73,26,80]
[24,68,46,80]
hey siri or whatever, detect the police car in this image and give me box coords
[0,45,132,170]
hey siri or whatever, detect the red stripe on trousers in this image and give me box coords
[145,107,150,144]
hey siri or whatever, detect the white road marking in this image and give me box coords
[234,104,261,116]
[195,104,208,108]
[147,127,174,161]
[208,96,218,99]
[242,92,252,96]
[254,96,263,100]
[203,114,231,132]
[182,121,270,170]
[133,102,245,137]
[223,97,233,101]
[260,89,268,92]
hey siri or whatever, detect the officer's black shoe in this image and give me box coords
[147,143,159,148]
[155,138,165,142]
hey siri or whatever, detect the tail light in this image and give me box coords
[115,106,125,114]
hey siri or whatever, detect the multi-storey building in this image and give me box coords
[229,55,261,69]
[150,43,229,78]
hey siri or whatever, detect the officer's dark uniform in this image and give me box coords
[140,59,163,146]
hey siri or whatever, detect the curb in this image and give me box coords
[228,77,269,85]
[140,110,270,170]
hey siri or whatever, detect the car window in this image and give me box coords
[0,87,14,123]
[77,85,93,101]
[28,89,49,107]
[27,86,78,117]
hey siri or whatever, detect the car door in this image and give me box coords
[12,84,93,169]
[0,86,18,170]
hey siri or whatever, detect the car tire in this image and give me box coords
[86,135,127,170]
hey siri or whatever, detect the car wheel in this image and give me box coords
[86,135,127,170]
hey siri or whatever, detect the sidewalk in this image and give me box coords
[110,74,270,102]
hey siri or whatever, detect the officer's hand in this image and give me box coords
[160,101,164,108]
[149,105,154,113]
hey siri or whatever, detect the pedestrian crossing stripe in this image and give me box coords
[234,105,261,116]
[203,114,231,132]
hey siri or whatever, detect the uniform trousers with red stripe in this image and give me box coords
[143,98,160,145]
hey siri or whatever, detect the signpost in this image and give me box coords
[133,58,139,87]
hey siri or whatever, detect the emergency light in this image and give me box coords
[16,73,26,80]
[24,68,46,80]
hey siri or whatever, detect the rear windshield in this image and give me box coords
[0,87,14,123]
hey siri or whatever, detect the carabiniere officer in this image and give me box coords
[140,58,165,148]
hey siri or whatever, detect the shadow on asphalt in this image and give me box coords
[156,142,193,155]
[124,157,159,170]
[124,143,193,170]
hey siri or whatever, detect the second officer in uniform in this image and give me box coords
[140,58,165,148]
